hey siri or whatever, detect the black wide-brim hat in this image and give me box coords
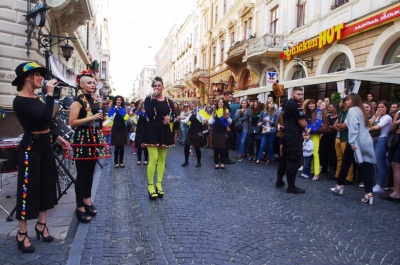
[11,62,48,86]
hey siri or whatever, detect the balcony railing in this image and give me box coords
[192,69,208,80]
[245,33,285,59]
[227,40,245,59]
[184,72,193,81]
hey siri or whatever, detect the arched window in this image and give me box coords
[383,38,400,65]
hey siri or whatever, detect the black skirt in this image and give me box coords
[212,131,227,149]
[185,130,204,147]
[16,133,57,220]
[111,127,128,145]
[142,119,174,147]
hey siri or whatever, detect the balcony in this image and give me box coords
[184,72,193,82]
[192,69,208,81]
[174,80,185,88]
[245,33,285,61]
[226,40,246,64]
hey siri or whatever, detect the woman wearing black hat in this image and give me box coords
[12,62,70,253]
[67,70,110,223]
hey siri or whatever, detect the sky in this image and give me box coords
[107,0,196,97]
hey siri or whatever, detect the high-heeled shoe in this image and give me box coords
[330,185,344,195]
[16,231,35,253]
[83,202,98,216]
[75,208,91,223]
[156,181,164,198]
[35,221,53,242]
[148,184,158,200]
[361,193,373,204]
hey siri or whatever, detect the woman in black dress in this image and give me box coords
[142,77,175,199]
[209,98,231,169]
[68,70,110,223]
[134,101,149,165]
[12,62,70,253]
[108,95,129,168]
[181,102,208,167]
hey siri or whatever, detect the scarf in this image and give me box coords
[215,107,229,127]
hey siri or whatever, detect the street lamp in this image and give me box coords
[25,0,77,70]
[38,30,77,69]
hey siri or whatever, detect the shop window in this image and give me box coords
[270,6,279,34]
[296,0,305,28]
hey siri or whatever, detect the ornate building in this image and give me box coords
[0,0,111,137]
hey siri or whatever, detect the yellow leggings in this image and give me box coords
[310,134,320,176]
[147,147,168,186]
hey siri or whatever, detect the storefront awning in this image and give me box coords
[244,63,400,96]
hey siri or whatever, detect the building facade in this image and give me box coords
[153,0,400,105]
[0,0,111,137]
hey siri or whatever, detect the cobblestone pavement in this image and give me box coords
[1,144,400,264]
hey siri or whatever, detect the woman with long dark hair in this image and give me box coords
[108,95,129,168]
[255,101,278,165]
[134,101,149,165]
[68,70,110,223]
[209,98,230,169]
[12,62,70,253]
[331,93,375,204]
[247,100,262,161]
[304,99,323,180]
[142,76,175,199]
[369,100,392,193]
[235,100,251,161]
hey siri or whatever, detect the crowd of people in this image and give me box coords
[10,61,400,253]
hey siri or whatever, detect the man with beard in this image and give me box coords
[275,87,308,193]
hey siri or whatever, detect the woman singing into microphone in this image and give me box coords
[142,76,175,199]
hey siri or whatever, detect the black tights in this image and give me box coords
[214,148,225,164]
[138,147,148,162]
[184,144,201,163]
[114,144,124,164]
[75,160,97,208]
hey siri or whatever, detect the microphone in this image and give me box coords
[152,90,159,98]
[43,80,73,88]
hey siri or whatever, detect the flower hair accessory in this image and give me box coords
[76,70,95,85]
[150,78,157,87]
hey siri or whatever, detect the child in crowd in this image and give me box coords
[302,133,314,179]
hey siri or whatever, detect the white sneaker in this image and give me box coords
[298,166,303,171]
[372,185,384,193]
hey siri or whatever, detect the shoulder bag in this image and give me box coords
[317,112,330,134]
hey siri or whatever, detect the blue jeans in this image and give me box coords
[257,131,277,161]
[181,124,189,143]
[237,132,248,156]
[303,155,313,176]
[104,135,111,146]
[373,137,388,187]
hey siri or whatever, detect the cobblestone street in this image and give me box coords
[1,144,400,264]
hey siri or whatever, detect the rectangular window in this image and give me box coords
[220,40,225,62]
[297,0,305,27]
[212,46,216,67]
[270,6,279,34]
[223,0,227,15]
[101,61,106,80]
[231,32,235,46]
[215,5,218,25]
[335,0,349,5]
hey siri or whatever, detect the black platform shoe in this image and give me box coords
[75,208,92,223]
[156,181,164,198]
[83,202,98,216]
[148,184,158,200]
[35,221,53,242]
[16,231,35,253]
